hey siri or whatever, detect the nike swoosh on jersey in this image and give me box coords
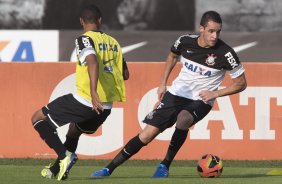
[187,50,194,53]
[103,59,114,65]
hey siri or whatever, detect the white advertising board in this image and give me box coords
[0,30,59,62]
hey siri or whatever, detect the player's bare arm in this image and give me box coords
[199,73,247,102]
[86,54,104,114]
[158,52,179,101]
[122,59,129,80]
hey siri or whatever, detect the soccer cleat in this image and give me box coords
[41,164,55,179]
[57,152,78,181]
[153,164,169,178]
[91,168,110,177]
[266,169,282,176]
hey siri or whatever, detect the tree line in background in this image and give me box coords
[0,0,281,31]
[0,0,195,31]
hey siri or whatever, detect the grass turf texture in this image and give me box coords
[0,159,282,184]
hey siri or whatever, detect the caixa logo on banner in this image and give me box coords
[0,41,34,62]
[0,30,58,62]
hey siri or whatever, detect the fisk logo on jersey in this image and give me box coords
[184,62,212,77]
[173,35,187,49]
[174,39,181,49]
[75,37,93,56]
[225,52,238,69]
[75,39,83,56]
[82,37,92,48]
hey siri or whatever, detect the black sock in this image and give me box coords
[161,128,188,168]
[33,120,66,159]
[50,158,60,175]
[49,137,79,175]
[106,135,146,174]
[64,136,79,153]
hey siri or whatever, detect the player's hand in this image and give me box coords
[91,92,104,114]
[157,85,167,101]
[199,90,219,103]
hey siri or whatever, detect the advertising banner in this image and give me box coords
[0,30,58,62]
[0,62,281,160]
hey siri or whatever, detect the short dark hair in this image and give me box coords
[80,4,102,24]
[200,11,222,27]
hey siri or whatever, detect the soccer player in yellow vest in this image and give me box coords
[31,4,129,181]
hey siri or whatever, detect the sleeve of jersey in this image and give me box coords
[170,36,183,55]
[75,36,96,65]
[229,63,245,79]
[225,50,245,79]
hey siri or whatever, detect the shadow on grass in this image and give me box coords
[67,173,277,181]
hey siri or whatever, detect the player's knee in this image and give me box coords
[139,125,160,144]
[176,110,194,130]
[138,133,152,144]
[66,123,83,138]
[176,121,193,130]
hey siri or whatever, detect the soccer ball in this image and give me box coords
[197,154,223,178]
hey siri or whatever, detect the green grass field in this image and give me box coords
[0,159,282,184]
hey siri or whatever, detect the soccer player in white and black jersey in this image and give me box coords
[92,10,247,178]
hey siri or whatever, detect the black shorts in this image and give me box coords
[42,94,111,134]
[143,92,212,131]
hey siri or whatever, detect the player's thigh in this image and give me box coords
[143,104,179,132]
[183,100,212,125]
[175,110,194,130]
[139,124,161,144]
[31,109,46,124]
[42,94,95,129]
[76,109,111,134]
